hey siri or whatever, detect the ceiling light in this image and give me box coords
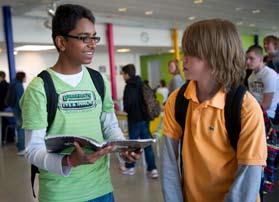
[145,11,153,15]
[188,16,196,20]
[194,0,203,4]
[252,9,260,14]
[47,1,57,17]
[15,45,56,51]
[13,51,18,55]
[249,23,255,27]
[118,8,127,12]
[236,21,243,26]
[117,48,130,53]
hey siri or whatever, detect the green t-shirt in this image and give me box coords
[20,67,114,202]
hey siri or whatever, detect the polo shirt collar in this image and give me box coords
[184,81,225,109]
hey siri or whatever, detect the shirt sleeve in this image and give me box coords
[162,90,183,140]
[262,70,277,93]
[20,77,48,130]
[224,165,262,202]
[161,136,184,202]
[24,129,71,176]
[101,75,114,113]
[237,92,267,165]
[100,112,125,141]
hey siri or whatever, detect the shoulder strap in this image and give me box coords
[31,70,58,198]
[86,67,105,102]
[37,70,58,132]
[175,82,190,134]
[224,85,246,151]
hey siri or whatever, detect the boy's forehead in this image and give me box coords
[71,18,96,34]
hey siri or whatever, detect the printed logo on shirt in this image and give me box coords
[58,90,97,111]
[250,80,264,94]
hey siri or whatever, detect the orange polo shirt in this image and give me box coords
[163,81,267,202]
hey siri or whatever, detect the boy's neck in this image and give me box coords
[254,63,265,73]
[52,56,83,75]
[196,79,219,103]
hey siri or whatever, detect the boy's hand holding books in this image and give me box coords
[62,142,114,167]
[119,149,143,163]
[62,141,143,167]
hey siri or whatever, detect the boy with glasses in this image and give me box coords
[20,4,140,202]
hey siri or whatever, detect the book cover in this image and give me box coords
[45,135,156,153]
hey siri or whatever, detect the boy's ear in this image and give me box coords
[55,36,66,51]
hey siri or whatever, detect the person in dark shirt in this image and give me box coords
[121,64,158,178]
[0,71,9,111]
[0,71,11,143]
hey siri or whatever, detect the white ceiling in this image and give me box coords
[0,0,278,35]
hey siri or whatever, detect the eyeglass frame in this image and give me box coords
[62,34,101,44]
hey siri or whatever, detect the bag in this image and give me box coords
[272,104,279,125]
[142,83,161,120]
[262,111,279,194]
[175,82,246,151]
[175,82,279,195]
[5,83,17,107]
[175,82,246,173]
[31,67,105,197]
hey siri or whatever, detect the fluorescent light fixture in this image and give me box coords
[194,0,203,4]
[118,8,127,12]
[15,45,56,51]
[145,11,153,15]
[249,23,255,27]
[236,21,243,26]
[252,9,260,14]
[188,16,196,20]
[117,48,130,53]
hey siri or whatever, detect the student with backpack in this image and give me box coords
[20,4,141,202]
[161,19,267,202]
[121,64,159,178]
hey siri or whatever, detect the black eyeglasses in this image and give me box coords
[63,34,101,44]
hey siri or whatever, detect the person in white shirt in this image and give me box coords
[246,45,279,120]
[156,79,169,103]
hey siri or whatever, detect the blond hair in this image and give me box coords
[182,19,246,90]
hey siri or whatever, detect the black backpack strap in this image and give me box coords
[30,70,58,198]
[174,82,189,176]
[224,85,246,151]
[86,67,105,102]
[175,82,190,134]
[37,70,59,132]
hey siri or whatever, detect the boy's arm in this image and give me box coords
[100,112,125,141]
[224,165,262,202]
[161,135,184,202]
[24,129,72,176]
[261,92,274,110]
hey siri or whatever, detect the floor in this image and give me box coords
[0,143,278,202]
